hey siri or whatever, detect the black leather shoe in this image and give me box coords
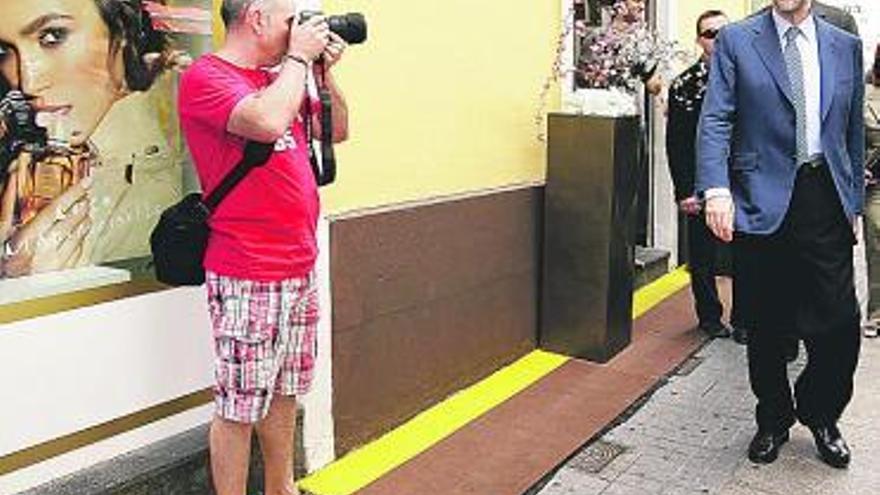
[808,424,851,469]
[731,326,748,345]
[748,430,789,464]
[699,322,732,339]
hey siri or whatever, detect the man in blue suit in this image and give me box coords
[697,0,864,468]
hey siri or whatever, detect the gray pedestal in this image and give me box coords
[541,113,640,363]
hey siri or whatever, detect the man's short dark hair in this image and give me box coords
[221,0,259,28]
[696,9,726,36]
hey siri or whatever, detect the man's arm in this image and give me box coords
[697,30,736,195]
[697,28,738,242]
[227,17,329,143]
[665,83,691,200]
[849,38,866,215]
[313,70,349,143]
[228,61,311,143]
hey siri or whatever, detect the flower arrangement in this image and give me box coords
[576,0,683,93]
[535,0,686,137]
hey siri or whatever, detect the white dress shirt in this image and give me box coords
[704,10,824,201]
[773,9,823,158]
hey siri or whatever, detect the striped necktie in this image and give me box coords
[783,26,809,165]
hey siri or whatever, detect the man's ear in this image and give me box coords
[248,5,267,36]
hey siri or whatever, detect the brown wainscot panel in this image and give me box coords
[330,186,543,454]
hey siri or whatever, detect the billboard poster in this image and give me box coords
[0,0,212,305]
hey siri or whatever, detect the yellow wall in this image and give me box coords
[321,1,560,215]
[674,0,754,58]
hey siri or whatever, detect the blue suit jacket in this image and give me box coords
[696,11,865,235]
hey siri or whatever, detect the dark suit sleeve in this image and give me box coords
[696,28,736,195]
[665,85,691,201]
[843,12,859,37]
[849,38,865,214]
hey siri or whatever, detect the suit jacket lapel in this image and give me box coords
[752,11,794,109]
[816,19,838,123]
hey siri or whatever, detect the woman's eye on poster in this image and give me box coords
[0,0,211,303]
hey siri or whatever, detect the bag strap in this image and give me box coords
[203,140,274,211]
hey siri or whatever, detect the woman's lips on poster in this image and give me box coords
[34,104,72,116]
[33,105,76,141]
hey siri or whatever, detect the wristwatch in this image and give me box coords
[285,53,310,68]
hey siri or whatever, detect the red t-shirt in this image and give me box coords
[178,54,319,281]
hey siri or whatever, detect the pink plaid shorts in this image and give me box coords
[206,270,318,424]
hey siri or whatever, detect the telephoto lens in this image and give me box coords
[299,11,367,45]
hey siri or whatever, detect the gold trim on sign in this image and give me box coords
[0,280,167,326]
[0,388,213,476]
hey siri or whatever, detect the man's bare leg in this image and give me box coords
[210,416,254,495]
[256,396,299,495]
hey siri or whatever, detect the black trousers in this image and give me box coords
[736,164,861,432]
[687,213,739,327]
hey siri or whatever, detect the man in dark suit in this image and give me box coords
[698,0,864,469]
[759,0,858,35]
[667,10,747,342]
[809,1,858,35]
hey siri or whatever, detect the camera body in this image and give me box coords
[1,90,89,226]
[0,90,48,159]
[298,11,367,45]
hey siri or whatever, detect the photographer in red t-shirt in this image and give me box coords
[177,1,348,493]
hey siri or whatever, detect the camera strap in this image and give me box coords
[303,62,336,186]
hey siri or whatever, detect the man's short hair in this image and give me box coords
[696,9,726,35]
[221,0,260,28]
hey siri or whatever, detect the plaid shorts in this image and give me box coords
[206,270,318,424]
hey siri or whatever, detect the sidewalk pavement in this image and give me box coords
[535,336,880,495]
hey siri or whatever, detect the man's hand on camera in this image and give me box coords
[322,32,348,68]
[288,15,330,62]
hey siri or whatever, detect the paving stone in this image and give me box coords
[535,468,609,495]
[535,339,880,495]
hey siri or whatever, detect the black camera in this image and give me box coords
[0,90,48,160]
[299,11,367,45]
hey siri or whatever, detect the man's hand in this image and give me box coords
[645,73,664,97]
[288,15,330,62]
[705,195,735,243]
[678,196,701,216]
[321,32,348,69]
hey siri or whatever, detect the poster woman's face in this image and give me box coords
[0,0,125,146]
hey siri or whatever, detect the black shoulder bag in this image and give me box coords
[150,141,273,286]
